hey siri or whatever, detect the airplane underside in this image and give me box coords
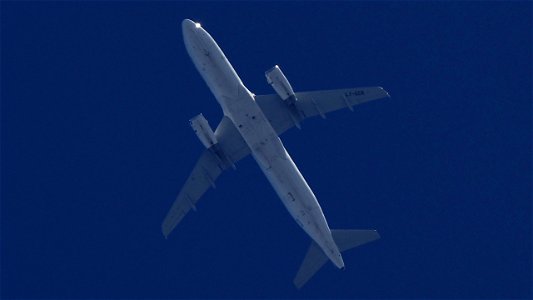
[161,19,390,288]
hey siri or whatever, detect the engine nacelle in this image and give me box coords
[265,65,296,103]
[190,113,218,149]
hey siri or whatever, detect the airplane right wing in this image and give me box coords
[255,87,390,136]
[161,116,250,238]
[295,87,389,119]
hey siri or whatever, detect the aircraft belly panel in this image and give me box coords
[181,18,348,271]
[222,91,343,267]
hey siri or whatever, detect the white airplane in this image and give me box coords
[162,19,390,288]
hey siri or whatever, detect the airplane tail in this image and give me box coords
[293,229,380,289]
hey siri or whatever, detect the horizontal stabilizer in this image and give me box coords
[331,229,381,252]
[293,229,380,289]
[293,240,329,289]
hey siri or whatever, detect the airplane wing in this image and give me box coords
[161,116,250,238]
[255,87,390,136]
[162,87,388,237]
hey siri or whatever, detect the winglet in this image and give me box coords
[378,86,391,98]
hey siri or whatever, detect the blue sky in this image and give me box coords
[2,2,531,298]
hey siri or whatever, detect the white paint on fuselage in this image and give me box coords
[181,19,344,269]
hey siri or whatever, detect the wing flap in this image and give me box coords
[161,150,224,238]
[255,93,295,136]
[214,116,250,164]
[255,86,389,136]
[295,86,389,119]
[161,116,250,238]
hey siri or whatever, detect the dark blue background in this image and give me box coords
[2,2,531,298]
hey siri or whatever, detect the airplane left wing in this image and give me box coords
[161,150,223,238]
[255,87,390,136]
[161,116,250,238]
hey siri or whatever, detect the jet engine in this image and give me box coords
[265,65,297,104]
[190,113,218,149]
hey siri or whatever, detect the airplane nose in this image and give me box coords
[182,19,195,32]
[181,19,206,59]
[182,19,193,28]
[182,19,202,31]
[181,19,197,46]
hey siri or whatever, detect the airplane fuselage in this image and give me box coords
[181,19,344,269]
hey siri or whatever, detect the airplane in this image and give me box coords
[162,19,390,288]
